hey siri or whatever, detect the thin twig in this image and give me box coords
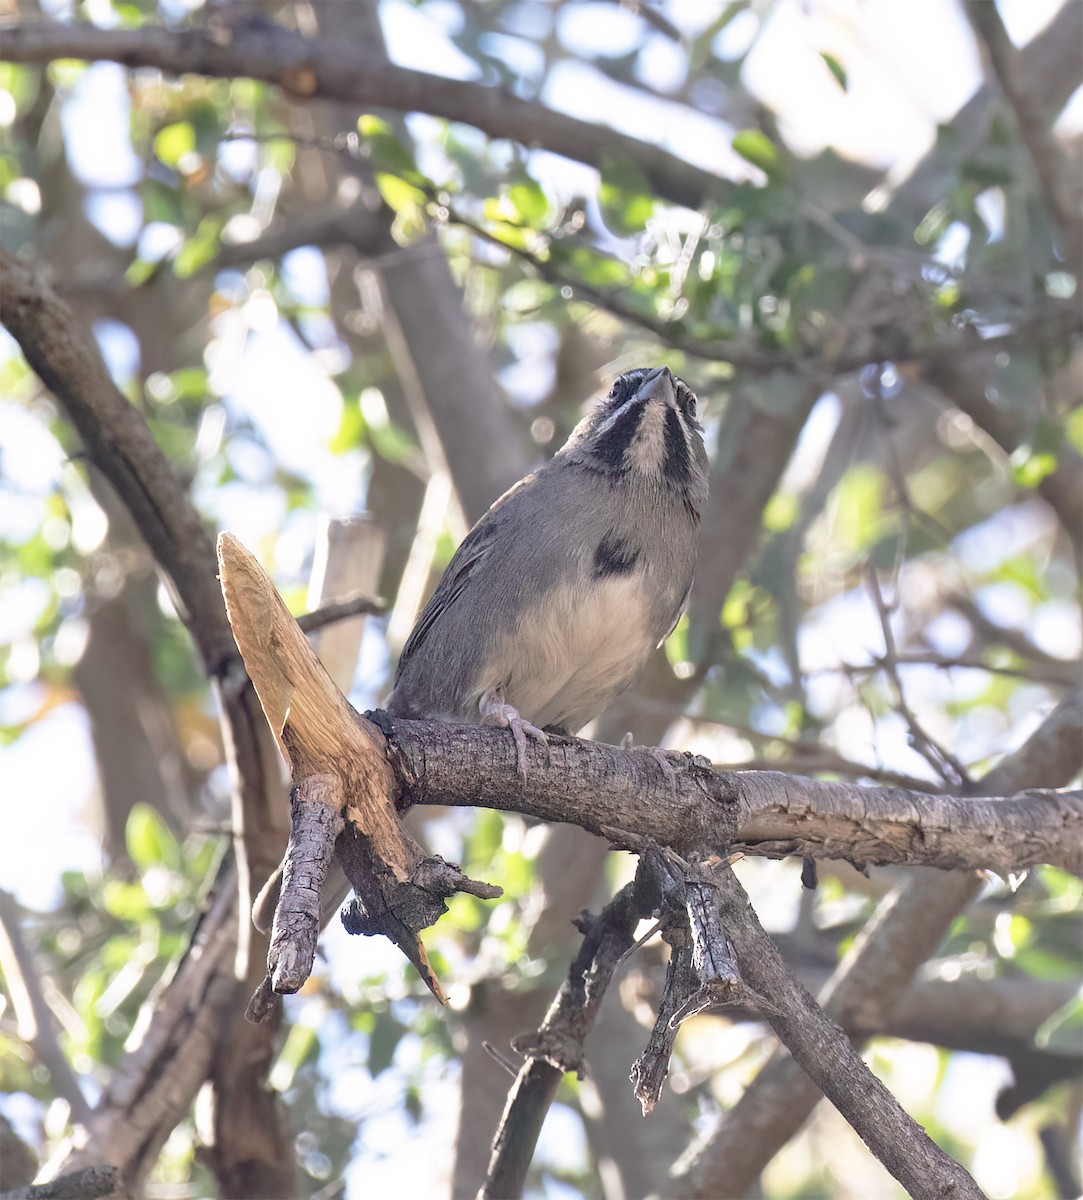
[481,1041,521,1079]
[834,652,1079,688]
[297,593,384,634]
[947,593,1077,671]
[479,883,641,1199]
[865,567,970,787]
[0,892,92,1125]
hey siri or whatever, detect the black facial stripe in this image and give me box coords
[594,532,640,577]
[663,405,694,485]
[590,397,647,470]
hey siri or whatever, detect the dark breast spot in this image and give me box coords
[594,533,640,578]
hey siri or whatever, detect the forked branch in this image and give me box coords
[216,533,500,1016]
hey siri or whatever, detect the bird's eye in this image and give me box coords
[676,384,697,420]
[611,370,647,405]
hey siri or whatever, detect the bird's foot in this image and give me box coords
[481,693,549,775]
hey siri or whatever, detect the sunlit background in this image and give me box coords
[1,1,1080,1197]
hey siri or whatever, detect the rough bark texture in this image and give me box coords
[0,248,294,1198]
[669,688,1083,1199]
[389,717,1083,875]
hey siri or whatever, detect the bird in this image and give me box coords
[384,365,708,765]
[253,365,708,932]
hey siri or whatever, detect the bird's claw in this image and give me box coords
[481,696,549,775]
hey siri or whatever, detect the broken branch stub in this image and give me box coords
[631,849,760,1114]
[216,532,500,1016]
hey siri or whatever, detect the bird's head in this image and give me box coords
[563,366,708,516]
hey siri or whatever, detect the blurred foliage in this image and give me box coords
[0,1,1079,1198]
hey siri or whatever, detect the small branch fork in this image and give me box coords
[217,533,500,1019]
[480,850,985,1200]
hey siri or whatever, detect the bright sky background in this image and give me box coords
[0,4,1079,1193]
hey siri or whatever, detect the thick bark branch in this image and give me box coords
[1,18,727,212]
[389,718,1083,875]
[710,863,985,1200]
[1,1165,119,1200]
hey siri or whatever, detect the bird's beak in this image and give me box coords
[635,366,675,406]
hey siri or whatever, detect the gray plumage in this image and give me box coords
[385,365,708,735]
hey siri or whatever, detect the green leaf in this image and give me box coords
[368,1011,406,1077]
[126,803,181,871]
[102,879,152,922]
[819,52,848,90]
[142,180,184,226]
[663,612,689,667]
[167,367,209,403]
[506,180,549,227]
[731,130,785,182]
[271,1021,319,1092]
[914,201,950,246]
[1036,993,1083,1052]
[173,216,222,278]
[154,122,196,169]
[114,2,150,26]
[763,491,799,533]
[357,114,427,185]
[375,172,426,213]
[1010,445,1058,488]
[598,152,655,236]
[833,464,887,556]
[550,244,628,288]
[357,113,392,139]
[961,160,1014,188]
[1061,410,1083,451]
[125,257,160,287]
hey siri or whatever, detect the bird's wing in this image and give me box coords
[395,509,502,671]
[660,578,694,646]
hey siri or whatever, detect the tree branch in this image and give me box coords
[479,881,641,1200]
[711,861,984,1200]
[1,17,729,212]
[217,533,500,1014]
[0,247,294,1195]
[0,892,91,1125]
[390,718,1083,875]
[669,687,1082,1198]
[0,1165,119,1200]
[964,0,1083,268]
